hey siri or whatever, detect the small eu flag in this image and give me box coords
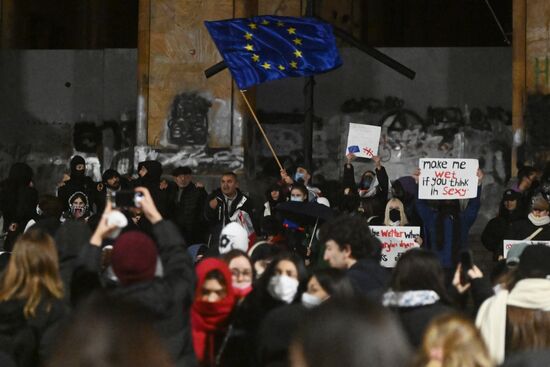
[205,15,342,90]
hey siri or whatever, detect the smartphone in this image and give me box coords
[459,250,473,285]
[113,190,143,208]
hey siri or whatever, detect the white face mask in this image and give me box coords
[268,274,299,304]
[290,195,303,202]
[234,281,252,289]
[301,292,323,308]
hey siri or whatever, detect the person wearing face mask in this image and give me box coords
[222,250,255,301]
[58,155,95,212]
[383,198,423,246]
[63,192,91,222]
[301,268,355,308]
[191,258,237,367]
[342,154,389,224]
[219,253,307,367]
[280,165,321,202]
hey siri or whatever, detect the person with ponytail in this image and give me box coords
[191,258,237,367]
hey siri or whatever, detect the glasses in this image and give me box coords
[231,269,253,279]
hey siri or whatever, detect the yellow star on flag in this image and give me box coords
[248,23,257,29]
[294,49,302,58]
[293,38,302,45]
[244,32,253,40]
[290,61,298,69]
[261,20,270,25]
[252,54,260,62]
[287,27,296,35]
[261,62,271,70]
[277,21,284,27]
[278,65,286,71]
[244,44,254,51]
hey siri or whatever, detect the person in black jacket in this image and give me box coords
[382,248,455,347]
[482,189,524,261]
[342,154,389,224]
[204,172,254,250]
[169,167,207,245]
[319,214,389,301]
[0,162,39,251]
[133,160,171,219]
[506,195,550,241]
[80,187,196,367]
[94,169,130,214]
[57,155,96,212]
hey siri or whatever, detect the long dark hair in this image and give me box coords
[389,248,451,304]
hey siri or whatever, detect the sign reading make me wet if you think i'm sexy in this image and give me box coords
[418,158,478,199]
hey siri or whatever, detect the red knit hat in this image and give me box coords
[111,231,158,285]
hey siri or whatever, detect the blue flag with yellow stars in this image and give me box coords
[205,15,342,90]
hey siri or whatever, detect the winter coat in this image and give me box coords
[132,161,171,218]
[204,188,254,249]
[415,186,481,268]
[170,182,207,245]
[482,215,521,258]
[347,258,389,301]
[506,217,550,241]
[0,298,67,367]
[78,220,196,367]
[57,175,96,212]
[342,163,389,220]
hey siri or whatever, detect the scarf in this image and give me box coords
[358,176,379,198]
[191,259,236,366]
[528,213,550,227]
[382,289,440,307]
[475,278,550,364]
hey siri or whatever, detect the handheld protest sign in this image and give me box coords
[503,240,550,258]
[418,158,478,199]
[370,226,420,268]
[346,123,381,159]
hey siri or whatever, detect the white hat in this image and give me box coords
[219,222,249,254]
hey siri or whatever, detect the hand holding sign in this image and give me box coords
[346,123,381,159]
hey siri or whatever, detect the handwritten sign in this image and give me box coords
[370,226,420,268]
[418,158,478,199]
[503,240,550,258]
[346,123,381,159]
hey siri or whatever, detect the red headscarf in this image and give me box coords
[191,258,236,366]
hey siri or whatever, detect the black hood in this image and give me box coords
[139,160,163,184]
[8,163,33,187]
[70,155,86,176]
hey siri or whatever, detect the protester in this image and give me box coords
[0,162,39,251]
[482,189,524,260]
[57,155,95,211]
[62,191,91,222]
[415,313,494,367]
[476,245,550,364]
[170,166,207,245]
[280,165,321,202]
[414,169,483,274]
[342,154,389,223]
[510,165,539,217]
[301,268,355,308]
[205,172,254,250]
[263,182,286,217]
[79,187,196,367]
[24,194,64,236]
[94,168,128,213]
[133,160,171,218]
[320,214,388,300]
[382,249,454,347]
[191,258,237,367]
[506,194,550,241]
[0,229,67,367]
[290,297,411,367]
[222,250,254,301]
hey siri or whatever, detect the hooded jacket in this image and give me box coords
[0,163,38,232]
[133,161,171,218]
[57,156,95,211]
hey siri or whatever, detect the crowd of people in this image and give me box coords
[0,154,548,367]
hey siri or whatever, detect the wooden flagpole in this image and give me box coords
[239,89,283,171]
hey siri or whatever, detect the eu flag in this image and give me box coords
[205,16,342,90]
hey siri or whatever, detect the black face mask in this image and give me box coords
[389,209,401,222]
[361,176,373,190]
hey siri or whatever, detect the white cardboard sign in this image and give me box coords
[370,226,421,268]
[418,158,479,199]
[346,123,381,159]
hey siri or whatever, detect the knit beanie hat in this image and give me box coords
[111,231,158,285]
[219,222,249,254]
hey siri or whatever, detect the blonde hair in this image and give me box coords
[415,314,494,367]
[384,198,409,226]
[0,229,64,318]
